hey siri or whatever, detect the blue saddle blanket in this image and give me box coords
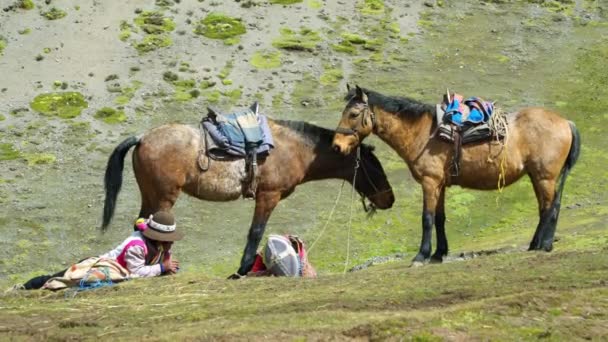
[203,109,274,159]
[444,94,494,126]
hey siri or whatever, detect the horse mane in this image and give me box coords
[345,87,435,119]
[274,119,374,151]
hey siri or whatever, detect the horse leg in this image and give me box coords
[528,178,557,251]
[412,179,441,266]
[230,191,281,279]
[431,187,448,262]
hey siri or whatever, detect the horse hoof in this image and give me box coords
[411,261,425,268]
[430,256,443,264]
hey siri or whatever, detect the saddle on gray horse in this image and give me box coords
[200,102,274,198]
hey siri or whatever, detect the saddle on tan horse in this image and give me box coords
[435,91,505,176]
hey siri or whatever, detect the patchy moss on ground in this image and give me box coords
[272,27,322,51]
[0,36,6,55]
[194,13,246,43]
[307,0,322,9]
[319,67,343,86]
[17,0,35,10]
[0,143,20,161]
[29,92,88,119]
[357,0,385,15]
[23,153,56,166]
[94,107,127,124]
[41,7,67,20]
[250,50,282,69]
[269,0,303,4]
[114,81,142,105]
[134,11,176,34]
[200,80,216,89]
[218,60,234,80]
[133,34,172,54]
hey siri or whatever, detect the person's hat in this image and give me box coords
[139,211,184,242]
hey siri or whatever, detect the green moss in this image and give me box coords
[0,143,20,161]
[119,21,135,42]
[218,61,234,79]
[41,7,67,20]
[30,92,88,119]
[173,79,198,101]
[200,80,216,89]
[23,153,56,166]
[319,68,343,86]
[0,114,5,121]
[194,13,246,41]
[205,90,222,103]
[250,50,282,69]
[224,89,242,102]
[43,47,51,54]
[0,36,6,55]
[357,0,384,15]
[133,34,172,53]
[18,28,31,35]
[17,0,34,9]
[272,27,322,52]
[163,71,179,82]
[134,11,176,34]
[269,0,303,4]
[222,79,233,85]
[307,0,322,8]
[331,41,356,53]
[94,107,127,124]
[114,81,142,105]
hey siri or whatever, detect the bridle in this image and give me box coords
[334,101,376,137]
[352,146,391,214]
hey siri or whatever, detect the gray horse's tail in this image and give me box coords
[102,136,140,231]
[555,121,581,202]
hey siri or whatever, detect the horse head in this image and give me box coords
[351,144,394,210]
[333,84,375,155]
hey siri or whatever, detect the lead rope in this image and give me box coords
[343,147,360,275]
[307,180,346,254]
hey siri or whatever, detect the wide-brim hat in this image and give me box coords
[141,211,184,242]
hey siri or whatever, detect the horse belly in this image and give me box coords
[184,159,248,201]
[455,148,525,190]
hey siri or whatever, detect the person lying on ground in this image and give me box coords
[20,210,183,290]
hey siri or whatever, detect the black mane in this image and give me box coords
[345,87,435,119]
[274,119,374,152]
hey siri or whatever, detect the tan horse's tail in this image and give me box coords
[556,121,581,200]
[102,136,140,231]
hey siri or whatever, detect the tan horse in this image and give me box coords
[102,118,395,277]
[333,85,580,265]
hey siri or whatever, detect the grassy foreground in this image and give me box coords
[1,224,607,341]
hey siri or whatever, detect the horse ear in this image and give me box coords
[249,101,259,115]
[207,106,219,120]
[355,85,368,104]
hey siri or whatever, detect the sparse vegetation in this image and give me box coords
[29,92,88,119]
[250,50,282,69]
[0,37,5,56]
[0,143,20,161]
[94,107,127,124]
[194,13,246,42]
[272,27,322,51]
[41,7,67,20]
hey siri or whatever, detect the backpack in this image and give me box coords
[250,234,317,278]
